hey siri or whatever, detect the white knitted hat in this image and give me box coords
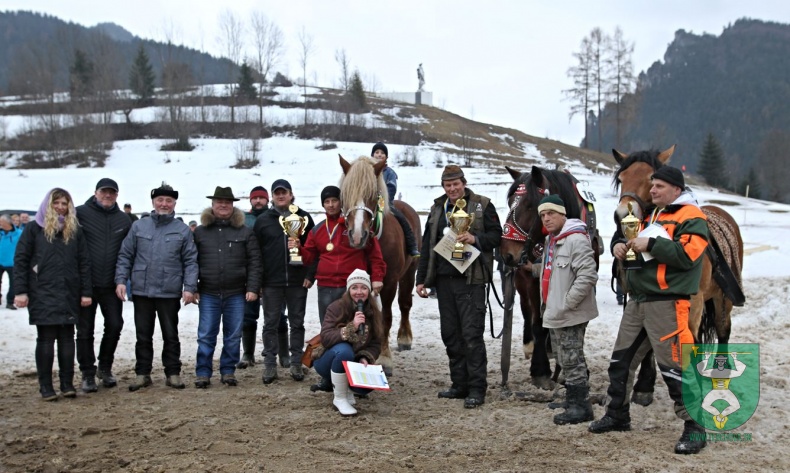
[346,268,372,291]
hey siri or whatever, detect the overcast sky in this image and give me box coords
[5,1,790,146]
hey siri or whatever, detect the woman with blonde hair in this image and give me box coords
[14,188,92,400]
[311,269,383,416]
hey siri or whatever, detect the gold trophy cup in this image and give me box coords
[620,202,641,270]
[448,198,475,261]
[279,204,308,265]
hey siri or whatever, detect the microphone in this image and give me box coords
[356,299,366,337]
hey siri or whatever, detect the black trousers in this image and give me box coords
[132,296,182,376]
[35,324,75,391]
[76,287,124,375]
[0,265,14,302]
[436,277,488,397]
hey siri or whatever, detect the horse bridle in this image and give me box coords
[502,183,545,265]
[344,194,384,240]
[618,191,649,216]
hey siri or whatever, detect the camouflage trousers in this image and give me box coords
[548,323,589,387]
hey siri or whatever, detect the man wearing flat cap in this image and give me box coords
[115,182,198,392]
[591,165,710,455]
[253,179,316,384]
[192,187,262,388]
[75,178,132,392]
[416,165,502,409]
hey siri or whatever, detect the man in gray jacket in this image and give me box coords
[523,195,598,424]
[115,183,198,391]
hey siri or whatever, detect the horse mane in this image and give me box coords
[339,156,390,214]
[612,149,665,192]
[507,167,582,219]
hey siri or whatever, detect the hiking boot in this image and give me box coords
[221,373,238,386]
[438,387,468,399]
[194,376,211,389]
[463,394,485,409]
[310,377,333,392]
[97,369,117,388]
[81,375,98,393]
[165,375,185,389]
[128,375,152,392]
[40,385,58,401]
[675,420,707,454]
[589,414,631,433]
[262,366,278,384]
[290,364,304,381]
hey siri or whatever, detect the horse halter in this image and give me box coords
[502,183,545,264]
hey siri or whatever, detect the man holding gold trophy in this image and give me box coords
[416,165,502,408]
[253,179,316,384]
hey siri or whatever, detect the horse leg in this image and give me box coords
[715,297,733,344]
[396,264,417,351]
[688,292,705,343]
[376,285,397,377]
[631,350,656,406]
[515,271,534,358]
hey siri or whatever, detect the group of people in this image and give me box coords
[7,144,714,451]
[519,165,709,455]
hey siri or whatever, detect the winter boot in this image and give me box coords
[553,384,594,425]
[588,413,631,433]
[166,375,185,389]
[290,363,304,381]
[40,384,58,401]
[331,371,357,416]
[237,328,256,369]
[675,420,707,454]
[262,366,278,384]
[97,368,117,388]
[128,375,152,392]
[60,380,77,398]
[81,373,98,393]
[278,329,290,368]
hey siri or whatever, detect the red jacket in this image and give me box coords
[301,214,386,288]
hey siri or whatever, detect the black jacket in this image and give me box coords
[14,221,92,325]
[76,197,132,288]
[253,205,315,287]
[194,207,262,296]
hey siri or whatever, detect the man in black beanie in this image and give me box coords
[371,142,420,258]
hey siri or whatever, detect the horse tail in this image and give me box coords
[699,298,717,344]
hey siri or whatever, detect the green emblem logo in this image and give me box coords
[682,344,760,431]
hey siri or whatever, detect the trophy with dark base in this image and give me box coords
[620,202,641,270]
[279,204,308,265]
[448,198,474,261]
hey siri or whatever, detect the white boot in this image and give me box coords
[331,371,357,416]
[347,389,357,406]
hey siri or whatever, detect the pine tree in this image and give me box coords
[698,132,726,188]
[348,70,367,111]
[237,62,258,101]
[69,49,94,101]
[129,44,155,103]
[740,166,761,199]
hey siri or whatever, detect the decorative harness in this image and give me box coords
[502,183,547,264]
[344,192,386,240]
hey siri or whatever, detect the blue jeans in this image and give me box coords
[196,293,245,377]
[313,342,371,395]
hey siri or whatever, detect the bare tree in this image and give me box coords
[563,36,593,148]
[297,27,314,126]
[157,24,194,151]
[250,12,285,125]
[588,28,610,152]
[335,48,352,125]
[217,10,245,124]
[605,26,635,148]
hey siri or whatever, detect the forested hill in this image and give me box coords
[0,10,236,95]
[590,19,790,198]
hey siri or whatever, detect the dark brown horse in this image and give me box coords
[499,165,602,389]
[339,155,421,376]
[612,145,744,344]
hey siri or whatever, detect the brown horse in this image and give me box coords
[612,145,744,344]
[499,165,602,389]
[339,155,421,376]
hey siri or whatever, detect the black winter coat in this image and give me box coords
[76,197,132,288]
[194,208,262,296]
[14,222,92,325]
[253,206,315,287]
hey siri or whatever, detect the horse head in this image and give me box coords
[612,144,675,225]
[339,154,389,249]
[500,165,551,267]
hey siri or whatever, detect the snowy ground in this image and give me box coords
[0,137,788,471]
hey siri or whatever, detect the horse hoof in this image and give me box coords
[531,376,555,391]
[631,391,654,407]
[396,344,412,352]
